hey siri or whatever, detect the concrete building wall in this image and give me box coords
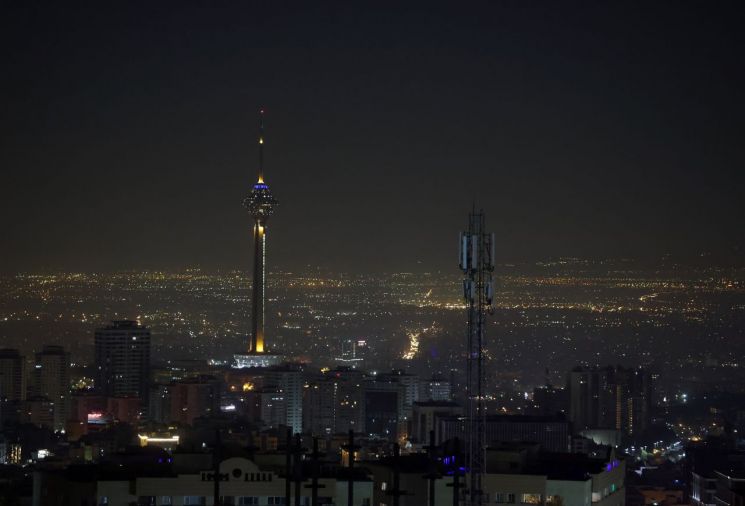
[89,457,374,506]
[546,479,592,506]
[592,458,626,506]
[482,473,547,504]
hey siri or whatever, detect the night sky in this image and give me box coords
[2,2,744,273]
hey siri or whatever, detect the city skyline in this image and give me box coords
[2,264,741,379]
[2,4,745,505]
[2,2,745,274]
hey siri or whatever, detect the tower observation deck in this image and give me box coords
[235,109,281,369]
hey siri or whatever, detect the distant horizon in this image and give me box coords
[4,252,744,277]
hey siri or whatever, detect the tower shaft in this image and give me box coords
[251,220,267,353]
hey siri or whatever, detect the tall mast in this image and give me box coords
[258,108,265,184]
[460,210,495,506]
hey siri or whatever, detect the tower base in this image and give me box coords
[233,352,282,369]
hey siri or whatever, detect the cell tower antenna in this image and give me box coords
[459,208,495,506]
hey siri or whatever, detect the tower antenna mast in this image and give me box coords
[459,209,495,506]
[258,108,265,183]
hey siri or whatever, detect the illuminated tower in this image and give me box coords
[235,109,281,368]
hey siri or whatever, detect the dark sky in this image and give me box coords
[2,2,744,273]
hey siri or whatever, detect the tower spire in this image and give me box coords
[258,108,265,184]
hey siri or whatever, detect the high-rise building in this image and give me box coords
[411,400,462,444]
[567,367,605,430]
[148,384,172,424]
[258,388,287,430]
[380,370,420,422]
[422,376,452,401]
[689,439,745,506]
[0,349,26,402]
[334,339,365,368]
[24,396,55,428]
[32,345,71,431]
[303,367,365,436]
[303,373,337,436]
[94,320,151,411]
[168,375,221,426]
[438,414,572,453]
[0,349,26,428]
[332,368,365,433]
[106,396,142,425]
[364,376,405,440]
[530,384,568,417]
[243,381,290,432]
[264,365,303,434]
[567,365,653,437]
[235,110,281,369]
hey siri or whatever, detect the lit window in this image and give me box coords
[521,494,542,504]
